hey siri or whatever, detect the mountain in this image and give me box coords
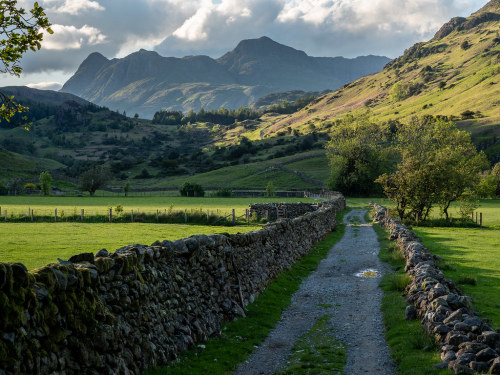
[249,0,500,158]
[61,37,390,118]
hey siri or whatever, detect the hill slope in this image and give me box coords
[253,1,500,149]
[60,37,390,118]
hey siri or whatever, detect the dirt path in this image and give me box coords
[234,209,396,375]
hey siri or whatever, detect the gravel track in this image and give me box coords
[234,209,396,375]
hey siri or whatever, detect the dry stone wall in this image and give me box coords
[371,204,500,375]
[0,196,345,375]
[249,201,328,221]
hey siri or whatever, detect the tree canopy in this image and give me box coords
[326,114,395,196]
[1,0,52,125]
[376,116,488,220]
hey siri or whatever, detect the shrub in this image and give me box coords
[179,182,205,197]
[215,188,232,197]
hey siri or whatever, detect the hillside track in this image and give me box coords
[235,209,396,374]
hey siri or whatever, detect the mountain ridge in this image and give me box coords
[61,36,390,118]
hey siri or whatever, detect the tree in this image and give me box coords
[39,171,52,195]
[265,181,275,197]
[326,114,395,196]
[124,182,131,197]
[179,182,205,197]
[377,116,488,221]
[79,166,110,196]
[1,1,52,126]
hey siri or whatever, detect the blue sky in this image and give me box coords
[0,0,488,90]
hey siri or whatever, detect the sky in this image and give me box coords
[0,0,488,90]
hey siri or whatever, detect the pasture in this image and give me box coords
[354,198,500,329]
[0,195,315,270]
[0,195,315,218]
[0,223,260,270]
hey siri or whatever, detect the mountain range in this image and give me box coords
[61,37,390,118]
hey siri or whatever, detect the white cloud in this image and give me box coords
[44,0,105,15]
[42,24,107,50]
[26,82,63,90]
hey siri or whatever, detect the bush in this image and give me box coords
[179,182,205,197]
[0,182,7,195]
[215,188,232,197]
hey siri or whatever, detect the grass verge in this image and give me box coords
[372,222,451,375]
[143,211,347,375]
[274,314,346,375]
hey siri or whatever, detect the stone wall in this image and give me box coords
[371,204,500,375]
[249,194,342,221]
[0,196,345,375]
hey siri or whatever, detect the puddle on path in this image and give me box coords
[354,269,380,278]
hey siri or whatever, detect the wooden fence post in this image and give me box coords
[30,209,33,222]
[156,209,159,222]
[480,212,483,228]
[4,210,6,222]
[206,210,209,221]
[81,209,84,221]
[476,212,478,224]
[232,209,236,224]
[131,210,134,223]
[0,206,2,216]
[109,208,112,223]
[55,208,57,222]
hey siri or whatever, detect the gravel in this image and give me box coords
[234,209,396,375]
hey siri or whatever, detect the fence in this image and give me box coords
[0,205,263,225]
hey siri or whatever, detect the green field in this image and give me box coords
[413,227,500,329]
[0,195,315,217]
[362,198,500,329]
[0,223,259,270]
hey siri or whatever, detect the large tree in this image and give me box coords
[79,166,110,196]
[377,116,488,220]
[1,0,52,126]
[326,113,395,196]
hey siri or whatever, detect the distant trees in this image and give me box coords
[79,166,110,196]
[39,171,52,196]
[179,182,205,197]
[152,106,260,126]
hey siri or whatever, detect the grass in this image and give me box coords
[372,219,451,375]
[412,227,500,329]
[274,315,346,375]
[0,196,315,217]
[0,223,259,270]
[143,212,346,375]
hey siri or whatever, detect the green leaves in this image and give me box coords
[0,0,52,124]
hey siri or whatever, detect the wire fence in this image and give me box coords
[0,206,258,226]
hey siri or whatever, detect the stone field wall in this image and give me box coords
[371,204,500,375]
[249,202,323,221]
[0,196,345,375]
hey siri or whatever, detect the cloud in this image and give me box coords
[156,0,285,57]
[26,82,63,90]
[44,0,105,15]
[13,0,487,78]
[155,0,486,58]
[42,24,107,50]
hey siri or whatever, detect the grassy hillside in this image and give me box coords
[243,6,500,156]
